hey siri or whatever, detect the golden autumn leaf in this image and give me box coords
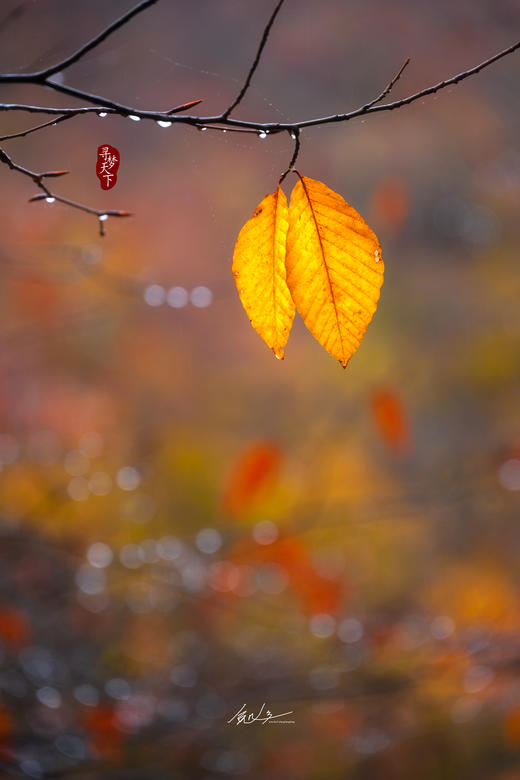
[286,176,384,367]
[232,186,294,359]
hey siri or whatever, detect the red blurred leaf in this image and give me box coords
[230,535,344,614]
[34,383,117,439]
[0,607,31,649]
[269,536,343,614]
[370,388,410,453]
[0,704,13,756]
[504,707,520,747]
[15,277,60,322]
[264,739,315,775]
[370,175,409,232]
[222,441,282,516]
[83,706,123,759]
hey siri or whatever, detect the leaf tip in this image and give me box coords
[273,347,285,361]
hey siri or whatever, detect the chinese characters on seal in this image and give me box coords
[96,144,120,190]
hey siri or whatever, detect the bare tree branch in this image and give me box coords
[0,104,107,115]
[2,39,517,133]
[0,0,160,82]
[41,79,142,112]
[361,57,411,110]
[0,112,78,141]
[0,0,518,235]
[293,38,520,129]
[0,146,131,236]
[221,0,287,118]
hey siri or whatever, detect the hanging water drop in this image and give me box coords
[128,115,141,122]
[156,120,172,128]
[258,131,268,139]
[45,197,55,204]
[98,112,108,118]
[99,214,108,222]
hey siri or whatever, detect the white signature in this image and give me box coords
[227,702,295,726]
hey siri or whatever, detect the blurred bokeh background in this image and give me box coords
[1,0,520,777]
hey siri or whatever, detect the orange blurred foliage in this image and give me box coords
[370,388,411,453]
[0,705,12,740]
[0,607,31,650]
[503,708,520,747]
[0,704,13,762]
[35,383,117,439]
[370,175,409,232]
[426,565,520,631]
[222,441,282,516]
[230,534,344,614]
[263,739,315,777]
[14,277,61,322]
[83,706,124,760]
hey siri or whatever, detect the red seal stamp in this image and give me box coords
[96,144,120,190]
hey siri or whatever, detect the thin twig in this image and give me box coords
[361,57,411,110]
[0,112,77,141]
[0,104,114,115]
[196,124,262,135]
[0,146,131,236]
[292,39,520,129]
[42,78,142,113]
[0,0,160,81]
[221,0,287,118]
[279,128,301,184]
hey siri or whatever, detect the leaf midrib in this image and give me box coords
[298,177,346,365]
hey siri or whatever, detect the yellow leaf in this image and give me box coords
[232,187,294,359]
[286,176,384,367]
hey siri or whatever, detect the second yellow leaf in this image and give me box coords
[286,176,384,367]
